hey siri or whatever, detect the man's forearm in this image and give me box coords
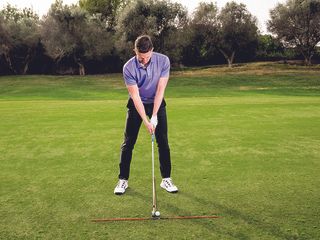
[152,89,164,116]
[152,77,168,116]
[126,84,154,134]
[131,95,149,124]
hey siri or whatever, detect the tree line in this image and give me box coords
[0,0,319,75]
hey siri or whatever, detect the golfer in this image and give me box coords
[114,35,178,195]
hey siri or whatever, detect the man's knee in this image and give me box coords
[121,136,137,151]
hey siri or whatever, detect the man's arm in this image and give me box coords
[127,84,154,134]
[152,76,169,117]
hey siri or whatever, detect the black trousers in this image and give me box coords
[118,98,171,180]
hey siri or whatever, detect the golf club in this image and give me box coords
[151,133,160,218]
[92,133,221,222]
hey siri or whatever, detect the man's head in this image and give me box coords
[134,35,154,65]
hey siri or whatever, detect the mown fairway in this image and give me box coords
[0,62,319,239]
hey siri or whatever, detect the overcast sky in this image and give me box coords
[1,0,286,33]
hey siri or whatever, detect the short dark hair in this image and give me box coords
[135,35,153,53]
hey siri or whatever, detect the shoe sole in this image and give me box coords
[114,192,125,195]
[168,190,178,193]
[160,185,178,193]
[114,188,128,195]
[114,186,128,195]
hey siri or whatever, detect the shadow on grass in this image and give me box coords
[100,185,296,239]
[124,186,296,239]
[126,188,242,239]
[181,191,295,240]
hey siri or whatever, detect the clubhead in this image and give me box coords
[152,210,160,218]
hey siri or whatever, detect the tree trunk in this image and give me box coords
[74,57,86,75]
[219,49,235,68]
[228,51,235,68]
[304,55,312,66]
[23,62,29,75]
[299,46,313,66]
[79,63,85,75]
[4,52,16,74]
[22,53,32,75]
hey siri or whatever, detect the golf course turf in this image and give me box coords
[0,62,319,239]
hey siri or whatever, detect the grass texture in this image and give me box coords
[0,62,319,239]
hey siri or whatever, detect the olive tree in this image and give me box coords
[183,2,220,65]
[256,34,287,60]
[115,0,188,63]
[0,4,40,74]
[217,2,259,67]
[79,0,130,31]
[268,0,320,65]
[41,0,113,75]
[0,14,11,73]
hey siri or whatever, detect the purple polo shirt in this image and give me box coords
[123,52,170,103]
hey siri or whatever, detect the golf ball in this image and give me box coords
[155,211,160,217]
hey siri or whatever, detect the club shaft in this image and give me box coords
[152,134,157,211]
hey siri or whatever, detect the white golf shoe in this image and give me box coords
[160,178,178,193]
[114,179,128,195]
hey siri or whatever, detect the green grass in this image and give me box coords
[0,62,319,239]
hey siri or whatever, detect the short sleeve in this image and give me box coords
[123,64,137,86]
[160,56,170,78]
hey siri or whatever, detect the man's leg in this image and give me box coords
[155,105,171,178]
[153,102,178,193]
[118,103,142,180]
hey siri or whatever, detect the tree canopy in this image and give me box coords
[0,4,40,74]
[268,0,320,65]
[217,1,259,67]
[183,2,220,65]
[1,0,317,75]
[115,0,188,62]
[41,0,113,75]
[79,0,129,31]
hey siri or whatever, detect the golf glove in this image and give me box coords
[150,115,158,128]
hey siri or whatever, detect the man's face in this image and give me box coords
[135,48,153,66]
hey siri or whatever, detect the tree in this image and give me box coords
[183,2,220,65]
[41,0,113,75]
[256,34,286,60]
[217,2,259,67]
[0,4,40,74]
[149,0,188,53]
[79,0,130,31]
[0,13,12,73]
[268,0,320,65]
[115,0,187,63]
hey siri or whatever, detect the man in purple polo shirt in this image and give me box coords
[114,35,178,195]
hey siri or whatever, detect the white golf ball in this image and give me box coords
[155,211,160,217]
